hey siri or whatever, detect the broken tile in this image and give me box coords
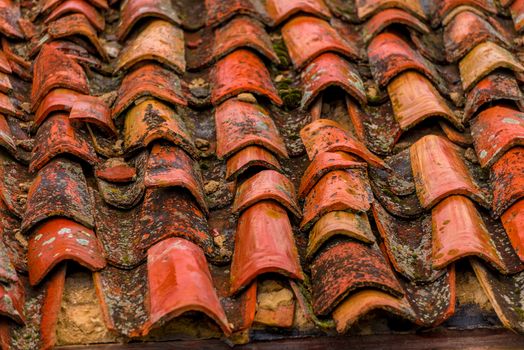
[30,113,98,173]
[362,9,429,44]
[115,20,185,73]
[410,134,489,209]
[459,42,524,91]
[253,279,295,328]
[215,99,287,159]
[491,147,524,217]
[300,169,373,230]
[301,53,366,109]
[387,71,460,131]
[21,158,94,233]
[27,218,106,285]
[230,201,303,294]
[211,49,282,106]
[282,16,358,70]
[142,238,231,336]
[225,146,281,180]
[117,0,180,40]
[311,239,403,315]
[471,106,524,168]
[233,170,300,217]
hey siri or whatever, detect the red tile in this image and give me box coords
[28,218,106,285]
[0,113,16,156]
[491,147,524,217]
[459,42,524,92]
[145,142,208,215]
[96,158,136,183]
[225,146,281,180]
[21,158,94,233]
[115,20,185,74]
[410,135,488,209]
[213,16,278,66]
[362,9,429,44]
[0,51,12,74]
[211,49,282,106]
[387,71,459,131]
[143,238,231,336]
[471,106,524,168]
[298,151,366,199]
[112,63,187,119]
[0,280,24,325]
[439,120,473,147]
[117,0,180,40]
[230,201,303,294]
[40,265,66,350]
[307,211,375,259]
[311,239,403,315]
[333,289,414,333]
[31,44,88,111]
[300,119,386,168]
[356,0,427,20]
[502,200,524,262]
[0,92,16,118]
[432,196,505,271]
[30,113,98,173]
[282,16,358,70]
[464,72,522,121]
[233,169,300,217]
[205,0,270,27]
[368,32,445,91]
[266,0,331,26]
[69,95,116,136]
[137,189,216,261]
[44,0,105,32]
[215,99,288,159]
[34,89,80,129]
[301,169,373,230]
[0,71,11,94]
[41,0,108,12]
[444,11,508,63]
[438,0,497,20]
[510,0,524,32]
[124,99,197,158]
[0,0,23,39]
[301,53,366,109]
[45,14,108,61]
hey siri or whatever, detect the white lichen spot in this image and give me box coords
[33,234,43,241]
[76,239,89,246]
[58,228,72,235]
[479,150,487,159]
[42,237,56,246]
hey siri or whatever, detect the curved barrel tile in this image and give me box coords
[362,9,429,44]
[356,0,427,20]
[69,95,116,136]
[34,89,80,129]
[44,0,105,31]
[266,0,330,26]
[491,147,524,217]
[225,146,282,180]
[502,200,524,263]
[117,0,180,40]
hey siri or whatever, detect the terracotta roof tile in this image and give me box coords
[437,0,497,20]
[44,0,105,32]
[491,147,524,217]
[362,8,429,44]
[510,0,524,32]
[357,0,427,20]
[205,0,270,27]
[225,145,281,180]
[501,200,524,262]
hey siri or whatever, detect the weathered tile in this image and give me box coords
[44,0,105,31]
[362,9,429,44]
[502,200,524,262]
[0,153,31,219]
[117,0,180,40]
[356,0,426,20]
[96,158,136,183]
[225,146,281,180]
[0,0,23,38]
[69,95,116,136]
[34,88,80,129]
[511,0,524,32]
[491,147,524,217]
[205,0,270,27]
[266,0,330,26]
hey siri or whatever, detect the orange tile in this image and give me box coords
[34,89,79,128]
[491,147,524,217]
[27,218,106,285]
[143,238,231,336]
[145,142,208,215]
[282,16,358,70]
[225,146,281,180]
[511,0,524,32]
[471,106,524,168]
[115,20,185,74]
[0,0,23,39]
[69,95,116,136]
[362,8,429,44]
[438,0,497,20]
[356,0,426,20]
[439,120,473,147]
[432,195,505,271]
[233,169,300,217]
[300,169,373,230]
[211,49,282,106]
[215,99,287,159]
[205,0,270,27]
[213,16,278,65]
[95,158,136,183]
[410,134,488,209]
[298,151,366,199]
[230,201,303,294]
[266,0,330,26]
[307,211,375,259]
[124,99,197,158]
[117,0,180,40]
[45,0,105,31]
[444,11,507,62]
[387,71,459,131]
[0,113,16,156]
[112,63,187,119]
[46,14,108,61]
[300,119,386,168]
[459,42,524,91]
[301,53,366,109]
[30,114,98,173]
[502,200,524,262]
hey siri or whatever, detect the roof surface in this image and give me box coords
[0,0,523,348]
